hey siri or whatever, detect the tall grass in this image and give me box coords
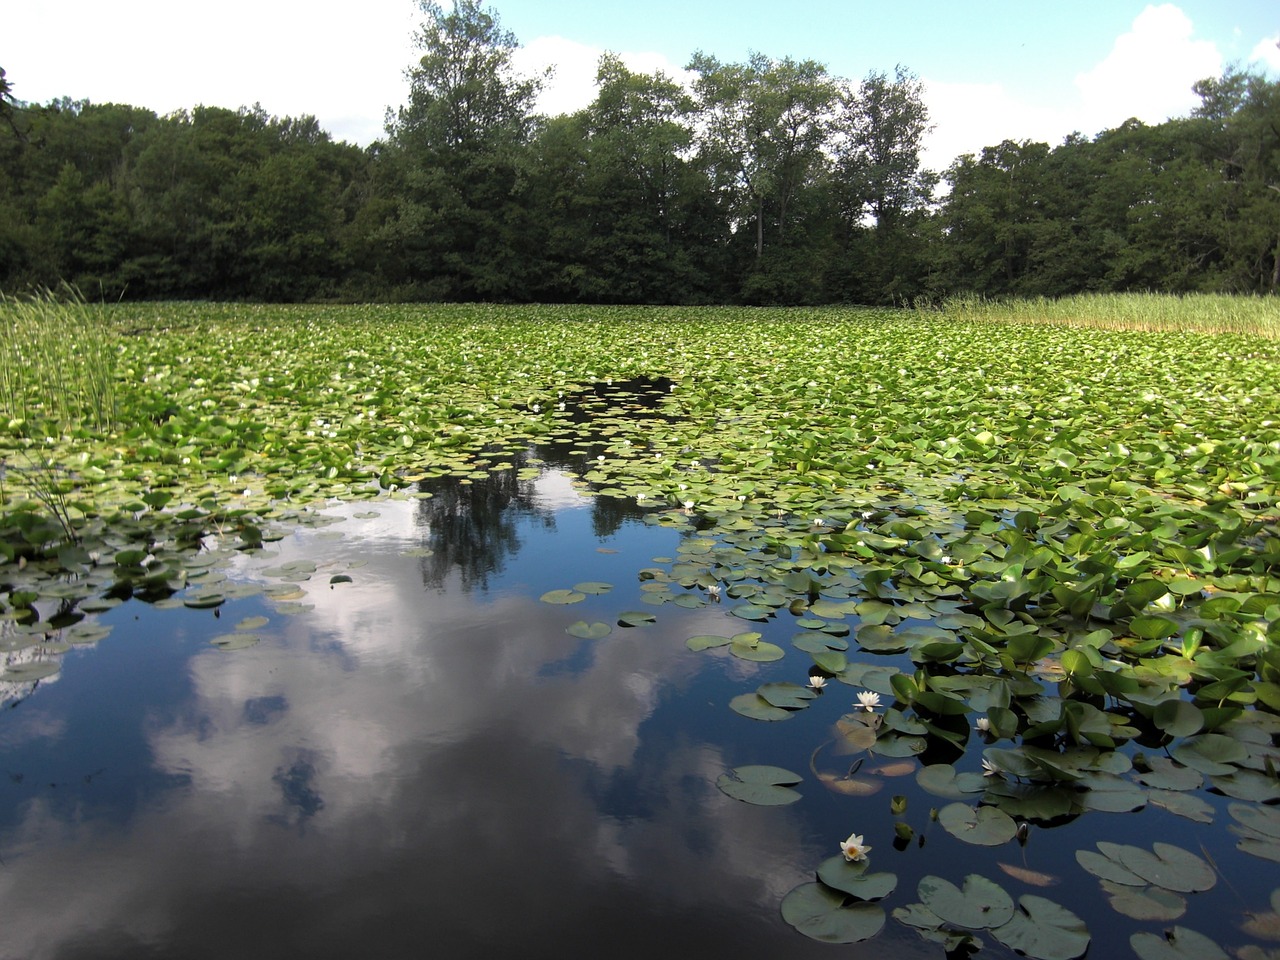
[934,292,1280,338]
[0,286,119,433]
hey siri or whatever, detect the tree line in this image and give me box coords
[1,2,1277,304]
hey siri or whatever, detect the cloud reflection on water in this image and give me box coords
[0,472,929,959]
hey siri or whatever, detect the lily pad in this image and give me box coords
[918,874,1014,929]
[816,856,898,901]
[715,765,802,806]
[540,589,586,604]
[0,660,61,681]
[756,682,817,710]
[1130,925,1229,960]
[210,633,261,650]
[938,802,1018,846]
[992,895,1090,960]
[566,620,611,640]
[1100,879,1186,921]
[729,693,794,721]
[780,882,885,943]
[1114,842,1215,893]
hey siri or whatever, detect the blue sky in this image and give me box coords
[5,1,1278,171]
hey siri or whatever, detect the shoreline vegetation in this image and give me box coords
[932,292,1280,337]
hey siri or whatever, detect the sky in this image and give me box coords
[5,0,1279,172]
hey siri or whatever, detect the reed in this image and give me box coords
[934,292,1280,338]
[0,285,119,433]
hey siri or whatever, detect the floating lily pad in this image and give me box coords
[729,693,794,721]
[540,589,585,605]
[573,581,613,595]
[715,765,802,805]
[686,634,733,651]
[1,660,61,681]
[1100,879,1186,921]
[781,882,885,943]
[992,895,1090,960]
[617,611,656,627]
[816,856,897,901]
[566,620,611,640]
[918,874,1014,929]
[1130,925,1228,960]
[938,803,1018,846]
[756,682,817,710]
[729,635,785,662]
[210,633,260,650]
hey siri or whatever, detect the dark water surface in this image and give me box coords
[0,455,1270,959]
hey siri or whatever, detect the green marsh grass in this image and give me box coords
[0,286,119,434]
[936,292,1280,337]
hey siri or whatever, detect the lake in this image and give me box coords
[0,390,1277,960]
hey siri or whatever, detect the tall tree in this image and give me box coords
[688,52,838,263]
[1192,68,1280,292]
[381,0,543,299]
[834,66,934,233]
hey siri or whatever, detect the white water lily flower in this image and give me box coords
[683,500,695,510]
[856,691,881,712]
[840,833,871,862]
[975,717,991,733]
[982,758,1002,777]
[808,676,828,691]
[636,493,648,502]
[707,584,721,600]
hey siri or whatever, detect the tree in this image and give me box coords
[688,52,838,264]
[834,66,934,233]
[381,0,543,299]
[1192,68,1280,292]
[828,66,937,303]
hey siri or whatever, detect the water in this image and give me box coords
[0,451,1270,959]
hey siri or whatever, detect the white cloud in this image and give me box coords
[922,4,1223,174]
[1250,35,1280,72]
[1073,4,1220,128]
[512,35,693,118]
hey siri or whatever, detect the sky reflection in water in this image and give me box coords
[0,461,931,960]
[0,448,1265,960]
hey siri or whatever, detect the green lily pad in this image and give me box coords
[540,589,586,604]
[183,590,225,609]
[729,693,794,721]
[1171,734,1247,776]
[617,611,656,627]
[1130,926,1228,960]
[918,873,1014,928]
[566,620,611,640]
[938,802,1018,846]
[715,765,802,805]
[210,633,261,650]
[1100,880,1186,921]
[756,682,817,710]
[1086,842,1215,893]
[729,636,785,662]
[816,856,898,901]
[64,623,112,644]
[686,634,734,651]
[780,883,885,943]
[573,581,613,595]
[992,895,1090,960]
[1,660,61,681]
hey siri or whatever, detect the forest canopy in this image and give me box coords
[1,0,1277,304]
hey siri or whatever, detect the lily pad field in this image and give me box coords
[1,298,1279,959]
